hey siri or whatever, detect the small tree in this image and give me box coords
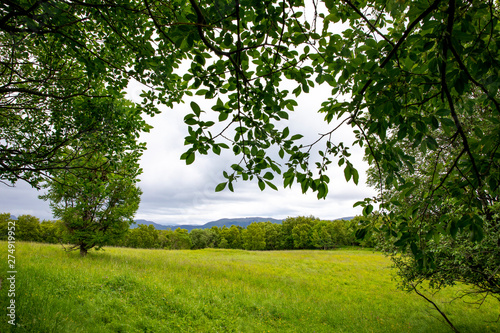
[292,223,313,249]
[242,222,266,250]
[40,95,146,256]
[190,228,210,249]
[125,225,160,249]
[16,215,41,242]
[218,237,229,249]
[0,213,12,240]
[312,221,334,250]
[263,222,283,250]
[39,220,62,244]
[175,228,193,249]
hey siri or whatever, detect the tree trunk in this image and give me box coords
[80,245,87,257]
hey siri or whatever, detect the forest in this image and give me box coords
[0,214,376,251]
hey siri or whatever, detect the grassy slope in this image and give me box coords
[0,242,498,333]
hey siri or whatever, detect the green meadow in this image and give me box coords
[0,242,498,333]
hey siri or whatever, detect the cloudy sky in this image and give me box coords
[1,76,377,226]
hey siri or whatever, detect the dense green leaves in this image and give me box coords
[38,97,144,256]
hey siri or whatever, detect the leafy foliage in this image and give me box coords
[0,1,163,186]
[0,214,63,243]
[40,154,142,256]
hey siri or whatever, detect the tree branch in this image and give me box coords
[341,0,394,47]
[352,0,441,119]
[412,284,460,333]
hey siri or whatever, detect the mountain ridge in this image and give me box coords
[132,216,355,231]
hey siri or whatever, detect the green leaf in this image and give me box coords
[190,102,201,117]
[290,134,303,141]
[425,136,438,150]
[344,165,352,182]
[353,200,365,208]
[265,181,278,190]
[352,167,359,185]
[448,220,458,239]
[184,115,197,125]
[182,152,195,165]
[195,89,208,96]
[355,228,368,240]
[278,111,289,119]
[215,182,226,192]
[282,127,290,138]
[363,204,373,216]
[263,172,274,180]
[219,112,229,121]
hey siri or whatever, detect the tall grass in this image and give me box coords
[0,242,498,332]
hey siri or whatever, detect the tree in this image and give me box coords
[220,225,243,249]
[38,220,62,244]
[190,228,211,249]
[15,215,41,242]
[262,222,283,250]
[218,237,229,249]
[0,214,42,242]
[0,1,179,186]
[42,159,141,256]
[366,99,500,306]
[124,224,160,249]
[0,213,12,240]
[207,227,221,248]
[242,222,266,250]
[37,94,146,256]
[151,1,498,326]
[40,149,142,256]
[281,216,318,249]
[292,223,313,249]
[311,221,334,250]
[171,228,192,250]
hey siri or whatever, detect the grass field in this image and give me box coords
[0,242,498,332]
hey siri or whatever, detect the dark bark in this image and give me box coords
[79,245,87,257]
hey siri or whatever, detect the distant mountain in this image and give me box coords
[132,217,282,231]
[131,219,171,230]
[336,216,355,221]
[132,216,355,231]
[202,217,283,229]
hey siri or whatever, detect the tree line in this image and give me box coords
[0,214,376,251]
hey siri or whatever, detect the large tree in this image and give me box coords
[39,97,145,256]
[151,0,499,325]
[40,152,142,256]
[366,95,500,311]
[0,0,182,186]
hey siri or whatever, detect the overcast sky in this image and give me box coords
[0,77,377,226]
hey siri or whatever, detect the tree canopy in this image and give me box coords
[0,0,177,186]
